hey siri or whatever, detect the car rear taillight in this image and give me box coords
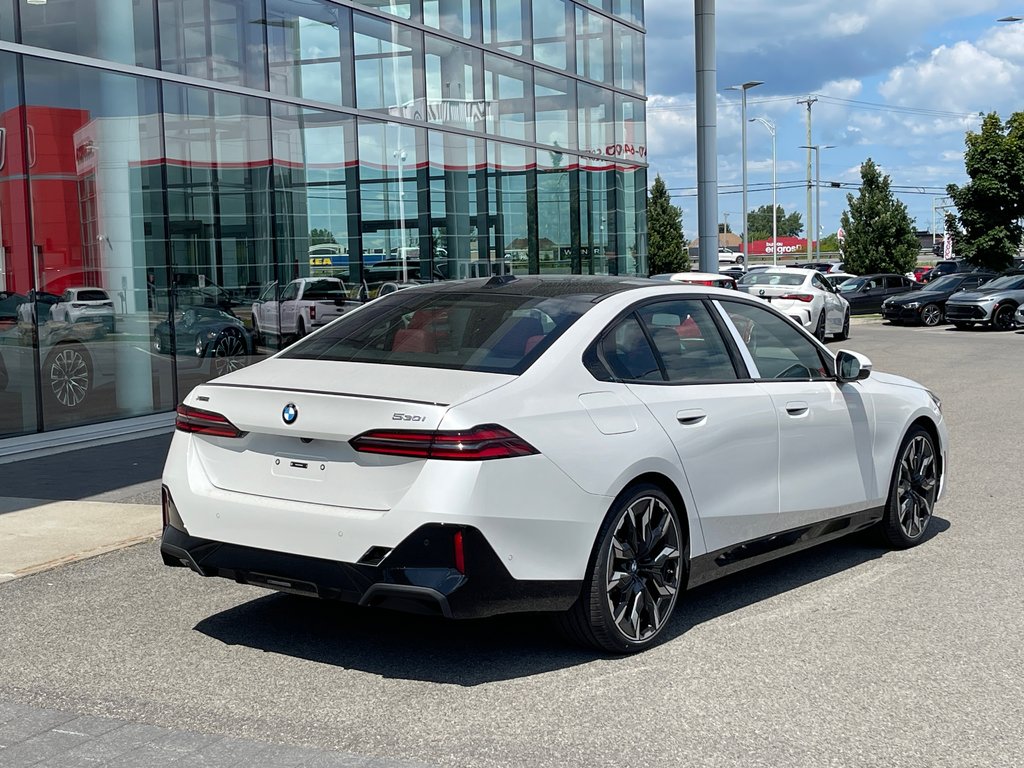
[175,404,246,438]
[309,305,317,321]
[780,293,814,302]
[71,303,87,308]
[350,424,538,460]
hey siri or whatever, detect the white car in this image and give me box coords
[718,248,745,267]
[649,271,737,290]
[737,267,850,341]
[50,287,115,333]
[251,277,359,343]
[161,276,947,653]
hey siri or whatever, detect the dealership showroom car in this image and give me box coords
[161,276,947,653]
[881,271,996,326]
[736,267,850,340]
[49,286,116,333]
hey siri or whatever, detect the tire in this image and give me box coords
[878,426,939,549]
[834,310,850,341]
[814,311,826,341]
[919,303,942,327]
[211,328,249,377]
[251,316,263,348]
[295,318,307,340]
[735,254,745,266]
[992,303,1017,331]
[559,484,685,653]
[44,343,92,409]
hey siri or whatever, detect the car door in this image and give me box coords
[811,272,845,333]
[717,299,878,530]
[607,298,781,552]
[253,282,279,334]
[279,281,300,334]
[883,275,910,302]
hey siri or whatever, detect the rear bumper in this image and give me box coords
[160,523,582,620]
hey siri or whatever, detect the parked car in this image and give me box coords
[50,287,116,333]
[793,262,839,274]
[377,280,430,297]
[825,272,857,289]
[0,291,28,324]
[837,273,920,315]
[161,275,947,654]
[650,271,737,290]
[945,273,1024,330]
[881,272,997,327]
[361,259,448,297]
[737,267,850,340]
[718,248,745,268]
[1015,303,1024,328]
[922,260,968,282]
[16,291,62,324]
[153,305,255,377]
[251,277,360,344]
[910,266,932,283]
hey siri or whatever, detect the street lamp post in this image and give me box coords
[799,144,835,261]
[727,80,763,267]
[750,117,777,265]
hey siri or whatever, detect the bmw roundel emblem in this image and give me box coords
[282,403,298,425]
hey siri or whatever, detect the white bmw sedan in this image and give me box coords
[738,267,850,341]
[161,276,947,653]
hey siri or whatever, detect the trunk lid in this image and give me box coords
[184,358,514,510]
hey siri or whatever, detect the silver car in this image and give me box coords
[945,273,1024,330]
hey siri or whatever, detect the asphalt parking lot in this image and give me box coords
[1,320,1023,767]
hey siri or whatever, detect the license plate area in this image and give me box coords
[271,455,328,480]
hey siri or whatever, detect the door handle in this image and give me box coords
[676,409,707,426]
[785,401,809,416]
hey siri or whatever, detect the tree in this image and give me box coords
[309,228,336,246]
[646,175,688,274]
[945,111,1024,271]
[746,204,803,241]
[818,232,841,254]
[838,158,919,275]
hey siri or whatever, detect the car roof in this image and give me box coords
[416,275,667,302]
[751,267,816,276]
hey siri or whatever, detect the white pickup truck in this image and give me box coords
[251,277,359,344]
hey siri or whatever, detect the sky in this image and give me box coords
[643,0,1024,244]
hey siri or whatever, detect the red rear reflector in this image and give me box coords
[453,530,465,574]
[780,293,814,303]
[350,424,538,461]
[175,404,246,438]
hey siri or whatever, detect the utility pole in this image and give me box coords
[797,96,817,259]
[695,0,719,273]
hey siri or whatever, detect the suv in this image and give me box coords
[922,260,967,282]
[945,272,1024,330]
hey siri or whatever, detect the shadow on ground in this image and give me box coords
[194,517,950,685]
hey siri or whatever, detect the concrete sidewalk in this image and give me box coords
[0,433,170,581]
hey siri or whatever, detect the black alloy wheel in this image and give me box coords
[992,303,1017,331]
[879,427,938,548]
[211,329,249,377]
[919,303,942,327]
[45,344,91,409]
[561,484,684,653]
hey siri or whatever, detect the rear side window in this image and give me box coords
[635,300,739,383]
[281,290,589,374]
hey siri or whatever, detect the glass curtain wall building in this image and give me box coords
[0,0,647,440]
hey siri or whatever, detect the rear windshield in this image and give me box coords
[77,290,109,301]
[281,290,591,374]
[302,280,347,300]
[738,273,805,287]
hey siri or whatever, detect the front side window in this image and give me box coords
[719,300,831,381]
[282,290,591,374]
[635,300,739,383]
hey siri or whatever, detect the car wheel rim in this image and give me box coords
[896,435,936,540]
[994,306,1014,330]
[605,496,681,643]
[213,333,247,376]
[922,305,940,326]
[49,348,89,407]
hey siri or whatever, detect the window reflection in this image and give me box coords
[538,152,572,275]
[17,0,156,68]
[575,7,609,85]
[580,158,613,275]
[353,12,422,116]
[425,35,484,130]
[482,0,528,58]
[266,0,352,107]
[484,54,533,142]
[159,0,267,88]
[535,70,575,150]
[614,21,644,94]
[532,0,569,71]
[429,131,493,280]
[488,142,533,275]
[424,0,475,40]
[350,0,413,21]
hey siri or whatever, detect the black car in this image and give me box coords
[837,273,920,315]
[881,272,996,326]
[922,260,970,282]
[153,305,254,377]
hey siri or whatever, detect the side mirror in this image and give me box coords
[836,350,872,383]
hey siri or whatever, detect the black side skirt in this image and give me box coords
[688,506,885,589]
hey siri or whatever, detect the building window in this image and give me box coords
[353,12,423,116]
[482,0,528,58]
[159,0,267,88]
[17,0,157,68]
[484,53,533,142]
[532,0,569,71]
[575,7,610,85]
[423,0,476,41]
[266,0,353,108]
[425,34,484,130]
